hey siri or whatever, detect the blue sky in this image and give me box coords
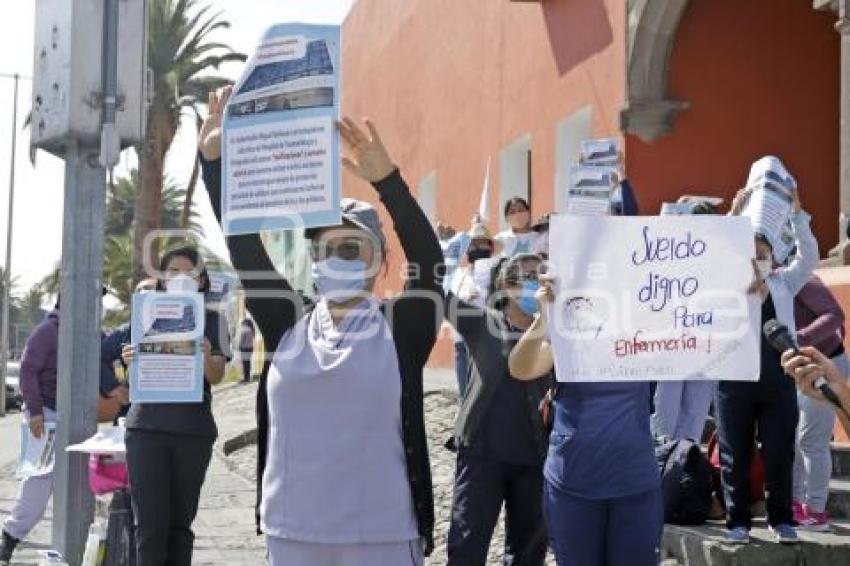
[0,0,355,294]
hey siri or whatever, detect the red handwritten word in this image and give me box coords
[614,331,698,358]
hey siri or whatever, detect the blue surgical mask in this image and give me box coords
[517,280,540,316]
[312,257,369,304]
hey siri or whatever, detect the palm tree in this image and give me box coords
[39,263,61,303]
[105,168,205,304]
[133,0,245,283]
[0,266,18,310]
[17,285,46,328]
[109,169,205,237]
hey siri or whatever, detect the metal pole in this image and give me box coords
[53,0,117,561]
[52,142,106,564]
[0,73,20,419]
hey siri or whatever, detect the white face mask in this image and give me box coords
[165,274,199,294]
[756,259,773,280]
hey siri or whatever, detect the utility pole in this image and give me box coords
[838,1,850,242]
[53,0,121,560]
[30,0,146,557]
[0,72,27,419]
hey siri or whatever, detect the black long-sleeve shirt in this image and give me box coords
[200,156,444,553]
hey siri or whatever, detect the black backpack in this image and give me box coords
[655,438,713,525]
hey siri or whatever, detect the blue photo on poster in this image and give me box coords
[130,292,205,404]
[222,24,342,235]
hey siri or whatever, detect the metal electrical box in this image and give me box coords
[31,0,149,155]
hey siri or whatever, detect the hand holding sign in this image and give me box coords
[791,187,802,214]
[536,274,556,324]
[337,118,395,183]
[199,86,232,161]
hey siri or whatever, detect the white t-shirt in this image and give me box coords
[495,230,542,257]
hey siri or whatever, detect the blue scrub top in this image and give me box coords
[544,381,660,499]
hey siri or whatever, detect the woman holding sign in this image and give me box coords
[715,182,818,545]
[198,87,443,565]
[508,277,662,566]
[443,253,553,565]
[121,247,231,566]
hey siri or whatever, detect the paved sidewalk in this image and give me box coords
[0,387,267,565]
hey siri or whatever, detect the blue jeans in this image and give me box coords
[543,482,662,566]
[454,340,470,397]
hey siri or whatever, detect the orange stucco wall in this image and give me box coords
[626,0,840,250]
[341,0,627,367]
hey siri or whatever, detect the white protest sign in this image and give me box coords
[742,156,796,251]
[547,215,761,382]
[566,165,615,216]
[222,24,342,235]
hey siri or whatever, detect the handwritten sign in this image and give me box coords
[222,23,342,235]
[547,215,760,382]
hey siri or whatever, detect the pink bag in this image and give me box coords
[88,454,129,495]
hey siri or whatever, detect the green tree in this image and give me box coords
[105,169,205,306]
[17,285,46,328]
[133,0,245,283]
[0,266,18,311]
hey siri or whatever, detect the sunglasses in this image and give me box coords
[311,238,366,261]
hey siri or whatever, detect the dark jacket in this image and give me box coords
[446,294,553,462]
[794,275,846,358]
[200,156,443,554]
[101,324,130,396]
[20,310,59,416]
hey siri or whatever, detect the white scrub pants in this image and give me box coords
[651,380,716,441]
[2,408,56,541]
[793,352,850,513]
[266,537,424,566]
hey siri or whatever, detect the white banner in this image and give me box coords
[547,215,761,382]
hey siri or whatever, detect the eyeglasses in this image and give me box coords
[311,238,366,261]
[504,272,539,286]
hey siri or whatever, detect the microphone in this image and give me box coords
[763,319,844,411]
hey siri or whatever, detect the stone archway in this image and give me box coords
[620,0,692,143]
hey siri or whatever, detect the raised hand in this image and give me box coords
[199,85,233,161]
[729,187,751,216]
[121,344,136,367]
[337,118,395,183]
[791,187,802,214]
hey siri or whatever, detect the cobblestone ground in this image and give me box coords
[224,384,556,565]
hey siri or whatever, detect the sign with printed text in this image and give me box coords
[547,215,761,382]
[222,23,342,235]
[130,292,205,403]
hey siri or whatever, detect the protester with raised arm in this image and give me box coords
[716,168,818,545]
[198,87,443,565]
[508,275,661,566]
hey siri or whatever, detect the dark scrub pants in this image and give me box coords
[126,430,214,566]
[447,449,547,566]
[716,296,798,529]
[543,482,662,566]
[124,309,229,566]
